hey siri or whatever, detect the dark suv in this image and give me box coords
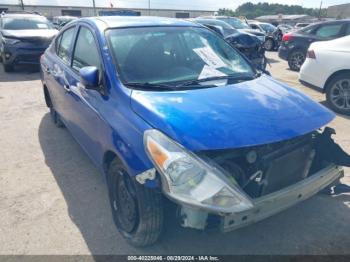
[0,12,58,72]
[278,20,350,71]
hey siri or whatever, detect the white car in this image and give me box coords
[299,36,350,115]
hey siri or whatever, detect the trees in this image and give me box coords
[218,2,326,19]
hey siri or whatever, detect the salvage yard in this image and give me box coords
[0,51,349,255]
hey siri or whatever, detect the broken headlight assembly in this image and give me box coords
[144,129,253,213]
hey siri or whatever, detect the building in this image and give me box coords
[255,14,314,25]
[327,3,350,19]
[0,3,214,19]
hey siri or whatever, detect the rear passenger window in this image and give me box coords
[315,24,343,38]
[72,27,101,71]
[57,27,75,64]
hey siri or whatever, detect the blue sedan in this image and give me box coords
[40,16,348,246]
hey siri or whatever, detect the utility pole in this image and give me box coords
[19,0,24,10]
[148,0,151,16]
[318,1,323,19]
[92,0,97,16]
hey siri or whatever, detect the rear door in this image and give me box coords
[312,22,346,41]
[46,25,77,120]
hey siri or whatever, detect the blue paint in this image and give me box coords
[41,16,334,188]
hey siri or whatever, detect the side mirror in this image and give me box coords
[79,66,100,90]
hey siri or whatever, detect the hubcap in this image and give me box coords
[330,79,350,110]
[114,172,138,233]
[290,52,305,70]
[264,40,273,50]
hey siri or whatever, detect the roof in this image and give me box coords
[255,14,312,20]
[1,13,43,18]
[90,16,197,28]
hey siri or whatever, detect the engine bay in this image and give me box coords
[198,127,350,198]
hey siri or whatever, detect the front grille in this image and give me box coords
[16,53,41,63]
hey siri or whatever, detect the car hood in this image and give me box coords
[1,29,58,40]
[225,32,261,48]
[238,29,265,37]
[130,75,334,152]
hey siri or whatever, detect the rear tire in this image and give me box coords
[288,50,305,71]
[107,159,163,247]
[50,108,65,128]
[326,72,350,115]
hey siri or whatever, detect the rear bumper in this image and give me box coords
[278,45,289,61]
[221,164,343,232]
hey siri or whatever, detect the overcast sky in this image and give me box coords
[2,0,350,10]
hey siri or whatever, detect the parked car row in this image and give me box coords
[278,19,350,71]
[40,15,350,247]
[191,18,267,70]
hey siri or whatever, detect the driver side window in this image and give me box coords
[72,26,101,71]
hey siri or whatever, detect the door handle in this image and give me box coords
[44,67,50,74]
[63,84,71,93]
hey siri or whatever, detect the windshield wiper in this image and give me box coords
[175,73,260,88]
[125,82,176,91]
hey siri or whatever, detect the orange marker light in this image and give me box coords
[147,139,168,168]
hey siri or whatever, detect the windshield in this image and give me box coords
[107,26,255,88]
[218,18,250,29]
[260,23,276,33]
[2,17,53,30]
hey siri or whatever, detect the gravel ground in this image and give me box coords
[0,52,349,255]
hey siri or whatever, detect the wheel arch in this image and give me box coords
[102,150,121,175]
[43,84,52,108]
[324,69,350,93]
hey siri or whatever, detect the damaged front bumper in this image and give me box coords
[221,164,343,232]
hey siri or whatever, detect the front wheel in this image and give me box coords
[264,39,274,51]
[288,50,305,71]
[107,159,164,247]
[326,73,350,115]
[3,62,14,72]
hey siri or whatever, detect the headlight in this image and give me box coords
[258,36,265,43]
[3,37,20,45]
[144,129,253,213]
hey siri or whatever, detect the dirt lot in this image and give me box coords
[0,52,349,255]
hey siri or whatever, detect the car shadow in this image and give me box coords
[38,113,350,255]
[320,100,350,121]
[0,65,40,82]
[266,57,279,64]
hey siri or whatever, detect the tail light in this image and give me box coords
[282,33,294,42]
[307,50,316,59]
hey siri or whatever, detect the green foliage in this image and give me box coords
[218,2,326,19]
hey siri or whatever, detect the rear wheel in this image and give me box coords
[326,73,350,115]
[264,39,274,51]
[44,87,65,128]
[107,159,163,247]
[288,50,305,71]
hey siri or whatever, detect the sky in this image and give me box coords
[2,0,350,11]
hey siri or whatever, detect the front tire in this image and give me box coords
[107,159,163,247]
[264,39,274,51]
[3,63,14,72]
[288,50,305,71]
[326,73,350,115]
